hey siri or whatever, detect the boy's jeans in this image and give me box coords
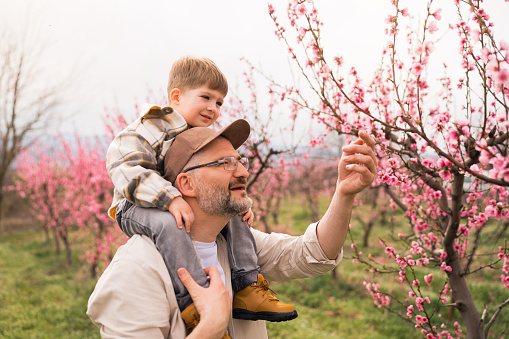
[115,199,260,311]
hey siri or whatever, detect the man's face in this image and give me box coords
[190,138,252,217]
[175,85,224,128]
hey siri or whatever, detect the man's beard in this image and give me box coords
[194,177,253,218]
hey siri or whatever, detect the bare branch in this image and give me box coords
[485,298,509,337]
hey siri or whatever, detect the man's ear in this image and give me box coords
[169,88,182,105]
[175,173,197,197]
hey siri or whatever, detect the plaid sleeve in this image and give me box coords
[106,106,187,212]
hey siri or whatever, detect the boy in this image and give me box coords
[106,57,297,333]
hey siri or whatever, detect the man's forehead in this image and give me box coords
[199,136,239,159]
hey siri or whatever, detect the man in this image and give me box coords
[87,119,378,339]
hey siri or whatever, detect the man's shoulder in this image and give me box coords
[109,235,167,273]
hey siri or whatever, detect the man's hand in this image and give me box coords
[239,208,255,226]
[169,196,195,233]
[178,267,231,338]
[337,130,378,196]
[316,131,378,259]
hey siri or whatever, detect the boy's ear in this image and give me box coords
[169,88,182,105]
[175,173,197,197]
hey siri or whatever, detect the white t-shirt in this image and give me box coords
[194,240,226,286]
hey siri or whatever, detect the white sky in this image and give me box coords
[1,0,508,137]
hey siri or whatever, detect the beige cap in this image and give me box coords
[163,119,250,183]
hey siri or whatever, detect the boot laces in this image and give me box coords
[257,278,279,301]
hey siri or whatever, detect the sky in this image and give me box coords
[1,0,508,138]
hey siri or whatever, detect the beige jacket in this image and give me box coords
[87,223,342,338]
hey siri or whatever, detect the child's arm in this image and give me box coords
[239,208,255,227]
[107,106,187,212]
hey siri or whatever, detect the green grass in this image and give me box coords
[0,231,98,339]
[0,194,508,338]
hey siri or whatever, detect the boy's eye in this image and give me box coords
[217,102,223,107]
[202,96,210,100]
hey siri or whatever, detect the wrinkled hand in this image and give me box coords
[169,196,195,233]
[239,208,254,226]
[178,267,231,338]
[337,131,378,196]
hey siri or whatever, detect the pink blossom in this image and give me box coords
[432,9,442,21]
[428,21,439,34]
[472,29,481,43]
[440,262,452,271]
[411,62,424,75]
[424,274,434,285]
[479,150,491,166]
[480,47,491,64]
[385,15,396,24]
[494,68,509,88]
[319,64,331,80]
[296,4,307,16]
[407,305,414,317]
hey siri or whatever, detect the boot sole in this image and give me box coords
[232,309,298,322]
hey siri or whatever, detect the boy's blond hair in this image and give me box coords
[167,56,228,98]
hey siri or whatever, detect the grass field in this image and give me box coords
[0,195,507,338]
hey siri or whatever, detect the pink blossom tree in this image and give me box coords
[64,134,125,277]
[287,158,337,221]
[267,0,509,338]
[13,133,125,274]
[14,143,77,266]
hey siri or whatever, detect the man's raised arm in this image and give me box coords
[316,131,378,259]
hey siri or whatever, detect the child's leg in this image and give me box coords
[220,215,259,292]
[115,199,207,312]
[223,215,298,322]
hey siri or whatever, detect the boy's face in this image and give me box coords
[171,85,224,127]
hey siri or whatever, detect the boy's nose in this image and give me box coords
[207,102,217,113]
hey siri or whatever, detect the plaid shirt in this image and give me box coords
[106,104,188,219]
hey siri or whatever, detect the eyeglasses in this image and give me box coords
[183,156,250,173]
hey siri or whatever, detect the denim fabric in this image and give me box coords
[221,215,260,291]
[115,199,260,311]
[115,199,203,311]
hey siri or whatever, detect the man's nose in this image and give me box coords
[233,161,249,178]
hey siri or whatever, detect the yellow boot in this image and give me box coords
[233,274,298,322]
[181,303,231,338]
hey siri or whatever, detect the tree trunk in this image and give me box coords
[362,192,378,247]
[52,227,61,254]
[59,230,73,267]
[444,173,484,339]
[308,194,320,221]
[0,189,4,227]
[330,266,337,282]
[446,255,484,339]
[43,224,50,243]
[260,215,271,234]
[363,220,374,248]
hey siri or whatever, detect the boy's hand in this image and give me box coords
[239,208,254,227]
[169,196,195,233]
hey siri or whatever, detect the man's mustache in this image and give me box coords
[228,178,248,189]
